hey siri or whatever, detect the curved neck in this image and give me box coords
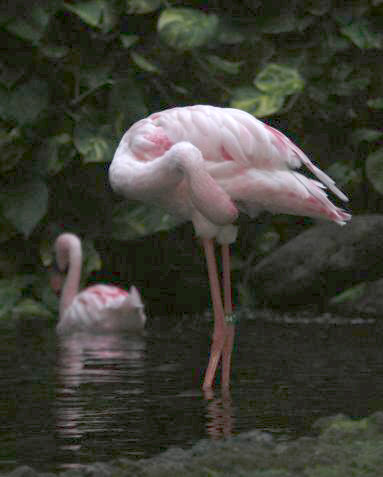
[57,236,83,320]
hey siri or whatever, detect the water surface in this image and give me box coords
[1,311,382,472]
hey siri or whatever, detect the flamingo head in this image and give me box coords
[50,233,77,295]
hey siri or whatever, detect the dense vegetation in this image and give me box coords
[0,0,382,319]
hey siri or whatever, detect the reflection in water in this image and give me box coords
[204,388,234,439]
[2,316,383,472]
[55,332,146,468]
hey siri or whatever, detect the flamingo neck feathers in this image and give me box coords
[56,234,83,320]
[109,138,237,227]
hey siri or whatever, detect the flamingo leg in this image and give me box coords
[221,243,235,389]
[202,238,226,390]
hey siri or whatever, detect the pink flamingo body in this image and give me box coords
[109,105,351,390]
[52,233,146,334]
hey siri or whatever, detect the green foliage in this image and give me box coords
[5,5,51,43]
[230,86,285,118]
[37,133,74,176]
[130,51,162,73]
[230,64,303,117]
[73,120,115,163]
[12,298,54,320]
[0,179,49,238]
[81,238,103,285]
[205,55,243,75]
[367,97,383,109]
[127,0,161,14]
[0,275,37,319]
[353,129,383,144]
[254,64,304,96]
[111,202,181,240]
[0,78,50,125]
[366,147,383,195]
[340,19,382,49]
[157,8,219,50]
[64,0,118,32]
[330,283,367,305]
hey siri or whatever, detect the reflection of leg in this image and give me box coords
[221,243,235,390]
[204,386,234,440]
[221,325,235,390]
[221,388,233,438]
[202,238,225,390]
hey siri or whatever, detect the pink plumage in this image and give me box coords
[52,233,146,334]
[109,104,351,390]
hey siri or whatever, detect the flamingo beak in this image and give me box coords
[49,260,63,296]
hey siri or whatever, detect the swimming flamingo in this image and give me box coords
[51,233,146,334]
[108,105,351,390]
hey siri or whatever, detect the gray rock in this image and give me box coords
[251,215,383,308]
[6,467,39,477]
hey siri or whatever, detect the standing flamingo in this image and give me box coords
[108,105,351,390]
[51,233,146,334]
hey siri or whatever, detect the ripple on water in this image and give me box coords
[0,309,382,472]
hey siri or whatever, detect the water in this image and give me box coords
[1,311,383,472]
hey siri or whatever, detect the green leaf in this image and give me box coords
[0,143,27,174]
[37,133,74,175]
[12,298,53,320]
[254,63,304,95]
[108,78,148,136]
[335,75,370,96]
[130,51,161,73]
[126,0,161,14]
[3,78,50,125]
[340,20,382,49]
[306,0,331,16]
[325,162,362,187]
[330,283,367,305]
[332,6,370,26]
[0,126,25,174]
[0,64,24,88]
[353,128,383,144]
[0,275,37,319]
[0,279,22,319]
[0,218,17,244]
[40,285,59,313]
[366,147,383,195]
[73,120,115,163]
[217,23,245,45]
[120,34,139,49]
[367,97,383,110]
[258,11,313,34]
[5,6,50,43]
[64,0,117,32]
[329,64,370,96]
[0,179,49,237]
[158,8,219,51]
[205,55,243,75]
[39,44,70,59]
[257,230,280,254]
[82,239,102,284]
[111,202,182,240]
[80,65,113,91]
[230,86,285,118]
[259,12,296,33]
[326,32,350,52]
